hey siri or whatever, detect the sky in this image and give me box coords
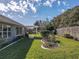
[0,0,79,26]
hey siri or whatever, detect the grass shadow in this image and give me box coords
[34,37,42,40]
[0,37,34,59]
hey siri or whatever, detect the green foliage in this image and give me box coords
[34,18,51,32]
[34,20,42,26]
[41,30,50,38]
[48,34,56,42]
[41,21,57,46]
[51,6,79,28]
[46,23,54,31]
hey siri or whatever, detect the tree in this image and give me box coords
[41,21,58,48]
[51,6,79,28]
[34,20,42,26]
[34,19,50,32]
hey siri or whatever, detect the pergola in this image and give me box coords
[26,26,39,33]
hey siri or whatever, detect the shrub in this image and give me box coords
[41,30,50,38]
[64,34,73,39]
[54,40,60,43]
[54,29,57,35]
[48,34,56,42]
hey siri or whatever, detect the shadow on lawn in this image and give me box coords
[19,37,34,59]
[0,37,34,59]
[34,37,43,40]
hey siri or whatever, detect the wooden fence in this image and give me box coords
[57,26,79,40]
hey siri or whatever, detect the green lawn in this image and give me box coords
[26,36,79,59]
[0,35,79,59]
[29,33,42,38]
[0,37,34,59]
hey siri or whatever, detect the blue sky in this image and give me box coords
[0,0,79,25]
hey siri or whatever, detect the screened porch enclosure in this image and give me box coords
[0,23,24,41]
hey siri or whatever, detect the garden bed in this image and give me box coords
[41,39,59,49]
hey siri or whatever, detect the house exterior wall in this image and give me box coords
[0,15,26,43]
[0,23,26,42]
[11,26,16,40]
[22,27,25,35]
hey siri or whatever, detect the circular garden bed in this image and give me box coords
[41,39,59,49]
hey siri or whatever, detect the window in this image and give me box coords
[0,24,2,31]
[7,25,11,31]
[3,32,7,38]
[0,32,2,38]
[3,25,7,31]
[16,27,19,35]
[8,28,11,31]
[3,25,7,38]
[16,27,22,35]
[2,24,11,38]
[20,28,22,34]
[8,32,11,37]
[0,24,2,38]
[7,25,11,38]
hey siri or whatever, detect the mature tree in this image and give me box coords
[34,19,50,32]
[51,6,79,28]
[34,20,42,26]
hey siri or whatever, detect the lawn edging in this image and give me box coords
[0,39,21,52]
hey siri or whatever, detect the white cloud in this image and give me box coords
[29,3,37,13]
[2,12,6,15]
[0,3,9,12]
[18,15,23,18]
[31,7,37,13]
[0,0,37,14]
[43,0,56,7]
[7,14,13,19]
[0,0,69,14]
[62,1,66,6]
[43,0,52,7]
[61,9,65,13]
[30,0,41,3]
[8,0,29,14]
[7,14,11,17]
[50,0,56,3]
[34,0,40,2]
[57,0,61,6]
[35,0,40,2]
[47,16,52,19]
[0,0,29,14]
[23,1,27,5]
[20,0,37,13]
[62,1,69,7]
[7,1,19,12]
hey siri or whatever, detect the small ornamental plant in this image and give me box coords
[41,30,50,39]
[41,30,59,48]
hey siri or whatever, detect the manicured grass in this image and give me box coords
[0,37,34,59]
[29,33,42,38]
[26,36,79,59]
[0,35,79,59]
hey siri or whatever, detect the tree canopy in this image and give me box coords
[51,6,79,28]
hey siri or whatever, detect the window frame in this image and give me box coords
[0,24,12,39]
